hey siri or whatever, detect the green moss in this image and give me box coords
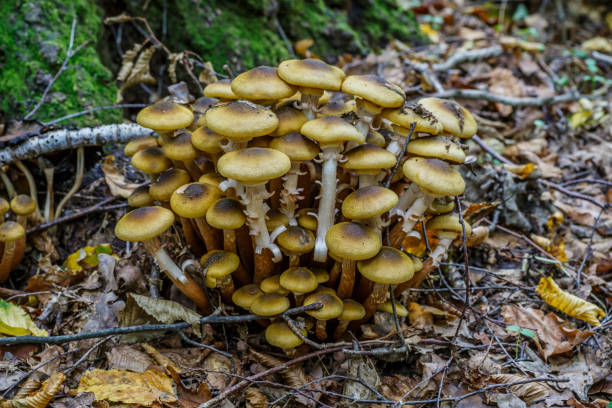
[359,0,426,48]
[0,0,120,126]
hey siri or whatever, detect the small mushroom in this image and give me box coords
[277,226,315,267]
[250,293,290,317]
[10,194,36,228]
[416,98,477,139]
[203,79,238,101]
[231,66,297,105]
[200,250,239,301]
[279,266,318,305]
[341,144,397,187]
[333,299,365,339]
[260,274,290,295]
[124,136,158,157]
[341,186,398,231]
[303,292,343,340]
[265,321,305,354]
[0,221,25,282]
[128,186,154,208]
[131,146,172,178]
[380,105,442,156]
[232,283,263,310]
[426,214,472,266]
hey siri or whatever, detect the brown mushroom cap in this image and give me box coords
[381,105,443,135]
[311,268,330,284]
[149,168,191,202]
[405,135,466,164]
[341,75,405,108]
[124,137,158,157]
[217,147,291,185]
[206,198,245,230]
[132,146,171,174]
[426,214,472,235]
[277,226,315,255]
[266,210,289,232]
[277,59,345,91]
[250,293,290,316]
[296,208,317,231]
[357,246,414,285]
[325,222,382,261]
[161,132,197,161]
[269,132,319,162]
[203,79,238,100]
[136,101,194,131]
[198,173,226,189]
[402,158,465,197]
[417,98,477,138]
[10,195,36,215]
[170,182,220,218]
[205,101,279,141]
[317,99,356,117]
[270,106,307,136]
[115,206,175,242]
[303,292,343,320]
[338,299,366,321]
[0,221,25,242]
[265,321,305,349]
[279,267,318,294]
[232,284,263,309]
[200,250,240,279]
[192,96,218,114]
[377,301,408,317]
[300,116,364,146]
[128,186,155,208]
[342,144,397,175]
[341,186,398,219]
[260,274,290,295]
[0,198,10,217]
[191,126,224,154]
[231,66,297,101]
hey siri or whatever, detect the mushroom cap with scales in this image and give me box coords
[402,157,465,197]
[170,182,220,218]
[341,75,405,108]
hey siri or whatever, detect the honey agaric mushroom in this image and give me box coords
[199,172,226,189]
[131,146,172,178]
[205,101,279,151]
[417,97,477,139]
[265,321,305,352]
[377,300,408,317]
[189,96,218,130]
[231,66,297,105]
[326,222,382,299]
[341,75,405,137]
[192,126,224,166]
[279,266,318,305]
[426,214,472,266]
[128,186,154,208]
[312,268,330,284]
[200,250,239,300]
[400,157,465,234]
[300,116,364,262]
[333,299,365,339]
[11,194,36,228]
[136,101,194,146]
[341,186,398,231]
[426,197,455,215]
[296,208,317,232]
[161,131,201,178]
[303,292,343,340]
[124,136,158,157]
[0,198,9,217]
[380,105,442,156]
[405,135,466,164]
[269,106,307,137]
[260,274,290,295]
[217,148,291,282]
[269,132,319,225]
[250,293,290,317]
[317,99,356,118]
[149,168,191,203]
[277,226,315,267]
[277,58,346,119]
[115,206,211,314]
[358,246,414,320]
[341,144,397,187]
[170,182,221,251]
[203,79,238,101]
[0,221,25,282]
[232,284,263,310]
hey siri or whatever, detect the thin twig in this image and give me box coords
[472,135,515,165]
[27,198,121,234]
[176,330,233,360]
[428,88,587,106]
[45,104,147,126]
[63,336,112,374]
[576,206,606,287]
[432,46,503,72]
[54,146,85,219]
[385,122,416,188]
[538,179,608,209]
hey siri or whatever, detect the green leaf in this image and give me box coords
[554,76,568,87]
[572,49,588,59]
[585,58,599,74]
[506,325,521,333]
[512,4,528,21]
[520,328,536,339]
[533,119,546,128]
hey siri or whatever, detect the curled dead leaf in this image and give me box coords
[0,299,48,337]
[142,343,182,374]
[102,156,140,198]
[489,374,549,403]
[245,387,268,408]
[536,277,605,325]
[0,372,64,408]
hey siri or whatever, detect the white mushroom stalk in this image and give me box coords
[298,88,323,120]
[313,146,343,262]
[430,231,457,266]
[400,190,435,233]
[354,99,382,138]
[385,123,410,156]
[389,183,421,218]
[279,162,304,225]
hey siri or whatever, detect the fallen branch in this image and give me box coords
[27,199,125,234]
[433,45,503,72]
[430,89,584,106]
[539,179,609,209]
[0,123,154,166]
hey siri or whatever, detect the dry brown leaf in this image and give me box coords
[536,277,605,325]
[106,345,154,372]
[489,374,549,403]
[102,156,140,198]
[168,52,183,84]
[203,353,233,391]
[488,68,523,115]
[408,302,433,329]
[104,13,134,25]
[116,45,157,103]
[0,372,64,408]
[503,163,537,179]
[142,343,182,374]
[166,365,210,408]
[75,368,176,406]
[245,387,268,408]
[116,42,144,83]
[501,305,594,359]
[249,350,307,388]
[198,61,218,84]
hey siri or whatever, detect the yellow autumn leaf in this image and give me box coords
[0,372,64,408]
[75,368,176,406]
[419,24,440,43]
[569,110,592,129]
[0,299,48,337]
[536,276,605,325]
[503,163,536,179]
[64,244,117,272]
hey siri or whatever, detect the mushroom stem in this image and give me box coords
[299,88,323,120]
[332,320,350,339]
[313,146,342,262]
[194,218,221,251]
[42,166,54,222]
[329,261,341,287]
[280,162,302,225]
[143,237,211,314]
[10,237,25,270]
[358,174,379,188]
[0,241,21,283]
[217,276,235,302]
[0,169,16,198]
[289,255,300,267]
[390,183,420,218]
[430,232,457,266]
[336,259,356,299]
[223,229,251,286]
[294,293,304,306]
[363,283,389,320]
[315,319,327,340]
[54,146,84,219]
[239,182,282,262]
[355,120,370,138]
[15,160,39,211]
[401,193,435,233]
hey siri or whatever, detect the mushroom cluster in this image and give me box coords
[116,58,478,349]
[0,195,35,283]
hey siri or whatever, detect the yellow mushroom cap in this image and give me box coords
[317,99,356,117]
[231,66,297,101]
[250,293,290,316]
[426,214,472,236]
[338,299,366,321]
[10,194,36,215]
[342,186,398,219]
[266,210,289,232]
[0,198,9,217]
[300,116,364,146]
[280,267,318,294]
[0,221,25,242]
[366,129,387,148]
[405,135,466,164]
[162,132,198,161]
[325,222,382,261]
[381,105,443,135]
[265,321,305,349]
[417,97,477,138]
[311,268,330,284]
[131,146,171,174]
[377,301,408,317]
[170,182,220,218]
[136,101,194,131]
[149,168,191,202]
[260,274,289,295]
[206,198,245,230]
[296,208,317,231]
[277,59,346,91]
[198,173,226,189]
[205,101,279,141]
[128,186,155,208]
[341,75,405,108]
[269,132,319,162]
[232,284,263,310]
[217,148,291,185]
[303,292,343,320]
[357,246,414,285]
[402,158,465,197]
[277,226,315,255]
[124,137,158,157]
[115,206,175,242]
[191,126,224,154]
[203,79,238,100]
[342,144,397,174]
[270,106,307,136]
[200,250,240,279]
[426,197,455,215]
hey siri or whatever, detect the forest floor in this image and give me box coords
[0,1,611,407]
